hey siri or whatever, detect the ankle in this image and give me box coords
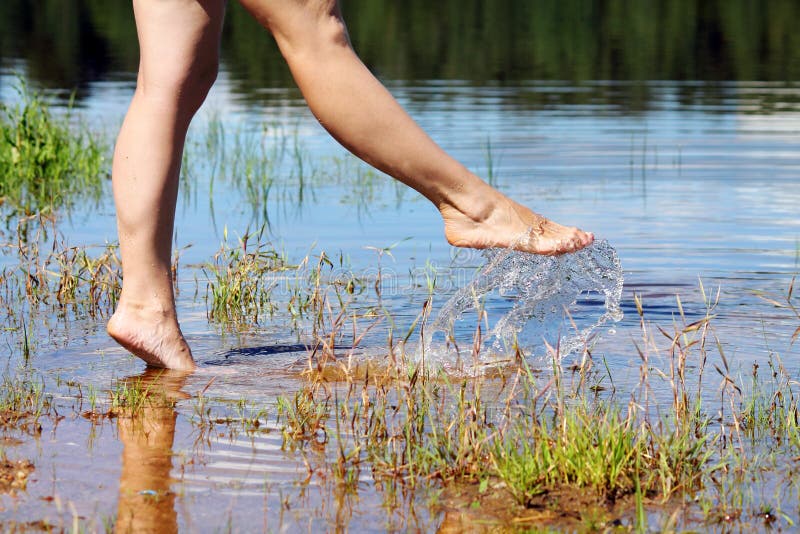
[114,296,176,319]
[439,183,503,224]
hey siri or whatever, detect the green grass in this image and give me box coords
[203,225,293,326]
[0,370,50,432]
[0,221,121,326]
[0,261,797,530]
[0,82,107,216]
[258,281,800,529]
[493,402,644,504]
[0,219,795,531]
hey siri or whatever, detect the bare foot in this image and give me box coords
[441,191,594,255]
[107,302,196,371]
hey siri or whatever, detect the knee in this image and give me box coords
[138,56,219,117]
[190,59,220,98]
[255,0,350,61]
[182,60,219,111]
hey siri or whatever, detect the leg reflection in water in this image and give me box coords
[114,368,190,534]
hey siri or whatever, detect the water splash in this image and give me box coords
[423,239,623,370]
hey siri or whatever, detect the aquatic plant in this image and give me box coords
[0,196,795,531]
[203,225,292,326]
[0,221,121,322]
[0,83,107,216]
[276,386,330,444]
[182,117,328,229]
[202,227,375,339]
[0,371,50,433]
[754,276,799,346]
[492,402,643,504]
[264,281,800,529]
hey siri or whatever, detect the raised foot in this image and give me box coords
[442,195,594,255]
[107,305,196,371]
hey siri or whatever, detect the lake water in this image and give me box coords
[1,2,799,530]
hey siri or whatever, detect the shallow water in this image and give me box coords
[2,12,800,529]
[3,73,795,385]
[425,239,624,371]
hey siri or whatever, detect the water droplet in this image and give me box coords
[423,239,624,371]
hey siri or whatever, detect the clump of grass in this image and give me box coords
[493,402,644,504]
[203,227,372,334]
[0,220,121,321]
[109,376,155,413]
[269,281,800,529]
[184,118,326,226]
[754,276,799,346]
[741,356,800,453]
[203,226,293,326]
[197,118,281,223]
[221,397,270,433]
[0,82,107,215]
[49,240,121,316]
[108,369,186,416]
[276,386,330,444]
[0,371,50,433]
[355,368,493,486]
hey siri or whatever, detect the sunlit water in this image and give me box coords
[3,70,795,385]
[1,62,799,529]
[425,239,624,371]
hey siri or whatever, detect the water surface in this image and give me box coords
[1,1,799,530]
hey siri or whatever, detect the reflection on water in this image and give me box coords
[115,369,188,534]
[2,0,799,103]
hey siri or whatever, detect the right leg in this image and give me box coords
[107,0,225,370]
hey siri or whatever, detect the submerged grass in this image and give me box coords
[0,243,797,530]
[0,217,121,324]
[0,371,49,434]
[203,225,292,326]
[0,83,107,216]
[258,279,800,530]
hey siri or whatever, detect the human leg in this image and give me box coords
[237,0,593,255]
[107,0,225,370]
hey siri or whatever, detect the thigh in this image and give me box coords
[133,0,226,92]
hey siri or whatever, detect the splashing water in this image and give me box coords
[422,239,624,371]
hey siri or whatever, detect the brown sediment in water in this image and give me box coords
[435,481,673,532]
[0,411,42,435]
[301,351,522,383]
[0,457,34,496]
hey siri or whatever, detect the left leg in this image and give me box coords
[237,0,593,255]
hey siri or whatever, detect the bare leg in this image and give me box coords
[108,0,592,370]
[238,0,594,255]
[107,0,225,370]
